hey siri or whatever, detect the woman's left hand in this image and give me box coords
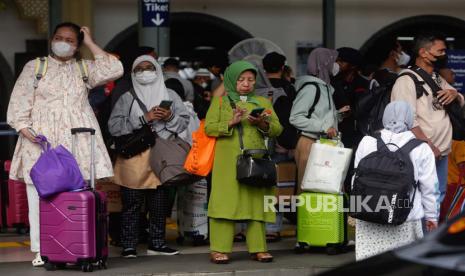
[248,113,269,131]
[425,220,438,232]
[80,26,94,46]
[153,106,172,121]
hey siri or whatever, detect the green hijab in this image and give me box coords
[224,61,260,105]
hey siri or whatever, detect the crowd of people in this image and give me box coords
[5,21,464,266]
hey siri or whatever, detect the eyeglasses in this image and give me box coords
[133,66,156,74]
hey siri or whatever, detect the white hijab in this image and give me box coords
[130,55,170,118]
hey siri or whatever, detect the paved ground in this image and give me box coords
[0,219,355,275]
[0,248,354,276]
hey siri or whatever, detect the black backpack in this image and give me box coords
[349,137,424,225]
[356,73,426,136]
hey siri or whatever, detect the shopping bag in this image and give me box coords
[183,120,216,177]
[30,135,86,198]
[301,142,352,193]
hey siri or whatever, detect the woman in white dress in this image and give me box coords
[354,101,440,261]
[7,22,123,266]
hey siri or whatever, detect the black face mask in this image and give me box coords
[429,53,448,69]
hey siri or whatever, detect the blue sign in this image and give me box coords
[447,50,465,92]
[141,0,170,28]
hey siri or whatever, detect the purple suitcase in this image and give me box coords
[40,128,108,272]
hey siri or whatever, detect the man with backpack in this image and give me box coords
[351,101,439,260]
[391,33,465,205]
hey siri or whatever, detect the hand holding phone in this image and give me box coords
[159,100,173,110]
[250,107,265,118]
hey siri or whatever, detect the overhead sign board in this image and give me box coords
[141,0,170,28]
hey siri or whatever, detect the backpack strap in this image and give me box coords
[398,72,427,99]
[33,57,48,89]
[410,65,442,96]
[297,82,321,118]
[375,136,391,153]
[399,138,424,156]
[76,59,89,84]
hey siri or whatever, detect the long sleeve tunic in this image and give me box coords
[7,54,124,183]
[205,95,283,222]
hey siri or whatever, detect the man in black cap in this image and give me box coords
[263,52,296,101]
[331,47,364,147]
[331,47,367,192]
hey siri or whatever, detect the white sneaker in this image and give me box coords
[32,253,44,267]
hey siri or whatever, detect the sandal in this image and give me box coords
[233,232,246,242]
[251,252,273,263]
[210,251,229,264]
[266,232,281,243]
[32,253,44,267]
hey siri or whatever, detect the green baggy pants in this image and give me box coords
[209,218,267,253]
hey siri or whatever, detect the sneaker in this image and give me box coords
[147,246,179,256]
[32,253,44,267]
[121,248,137,258]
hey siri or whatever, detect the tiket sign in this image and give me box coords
[141,0,170,27]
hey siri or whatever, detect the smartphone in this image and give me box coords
[159,100,173,109]
[250,107,265,117]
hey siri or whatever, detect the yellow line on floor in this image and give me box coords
[0,242,27,248]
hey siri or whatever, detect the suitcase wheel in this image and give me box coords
[294,242,308,254]
[97,260,107,270]
[15,226,29,235]
[81,262,93,272]
[44,262,56,271]
[326,244,345,255]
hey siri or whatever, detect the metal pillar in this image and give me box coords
[48,0,62,39]
[323,0,335,49]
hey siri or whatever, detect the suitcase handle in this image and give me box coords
[71,128,96,189]
[71,128,96,135]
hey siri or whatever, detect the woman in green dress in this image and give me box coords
[205,61,283,264]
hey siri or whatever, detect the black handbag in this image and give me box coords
[412,66,465,141]
[114,89,156,158]
[229,97,277,188]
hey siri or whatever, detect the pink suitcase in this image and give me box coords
[0,160,29,233]
[40,128,108,272]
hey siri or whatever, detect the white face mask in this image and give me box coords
[200,82,208,89]
[397,51,411,66]
[135,70,157,84]
[51,41,76,58]
[331,62,340,76]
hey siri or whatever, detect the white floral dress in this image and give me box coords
[7,54,124,184]
[355,219,424,261]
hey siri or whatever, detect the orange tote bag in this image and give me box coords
[184,120,216,176]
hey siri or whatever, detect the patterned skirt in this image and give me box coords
[355,219,423,261]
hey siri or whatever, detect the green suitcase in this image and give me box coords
[296,192,347,254]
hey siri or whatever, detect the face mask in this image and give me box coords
[397,51,410,66]
[332,62,340,76]
[200,82,208,89]
[51,41,76,58]
[429,52,448,69]
[135,70,157,84]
